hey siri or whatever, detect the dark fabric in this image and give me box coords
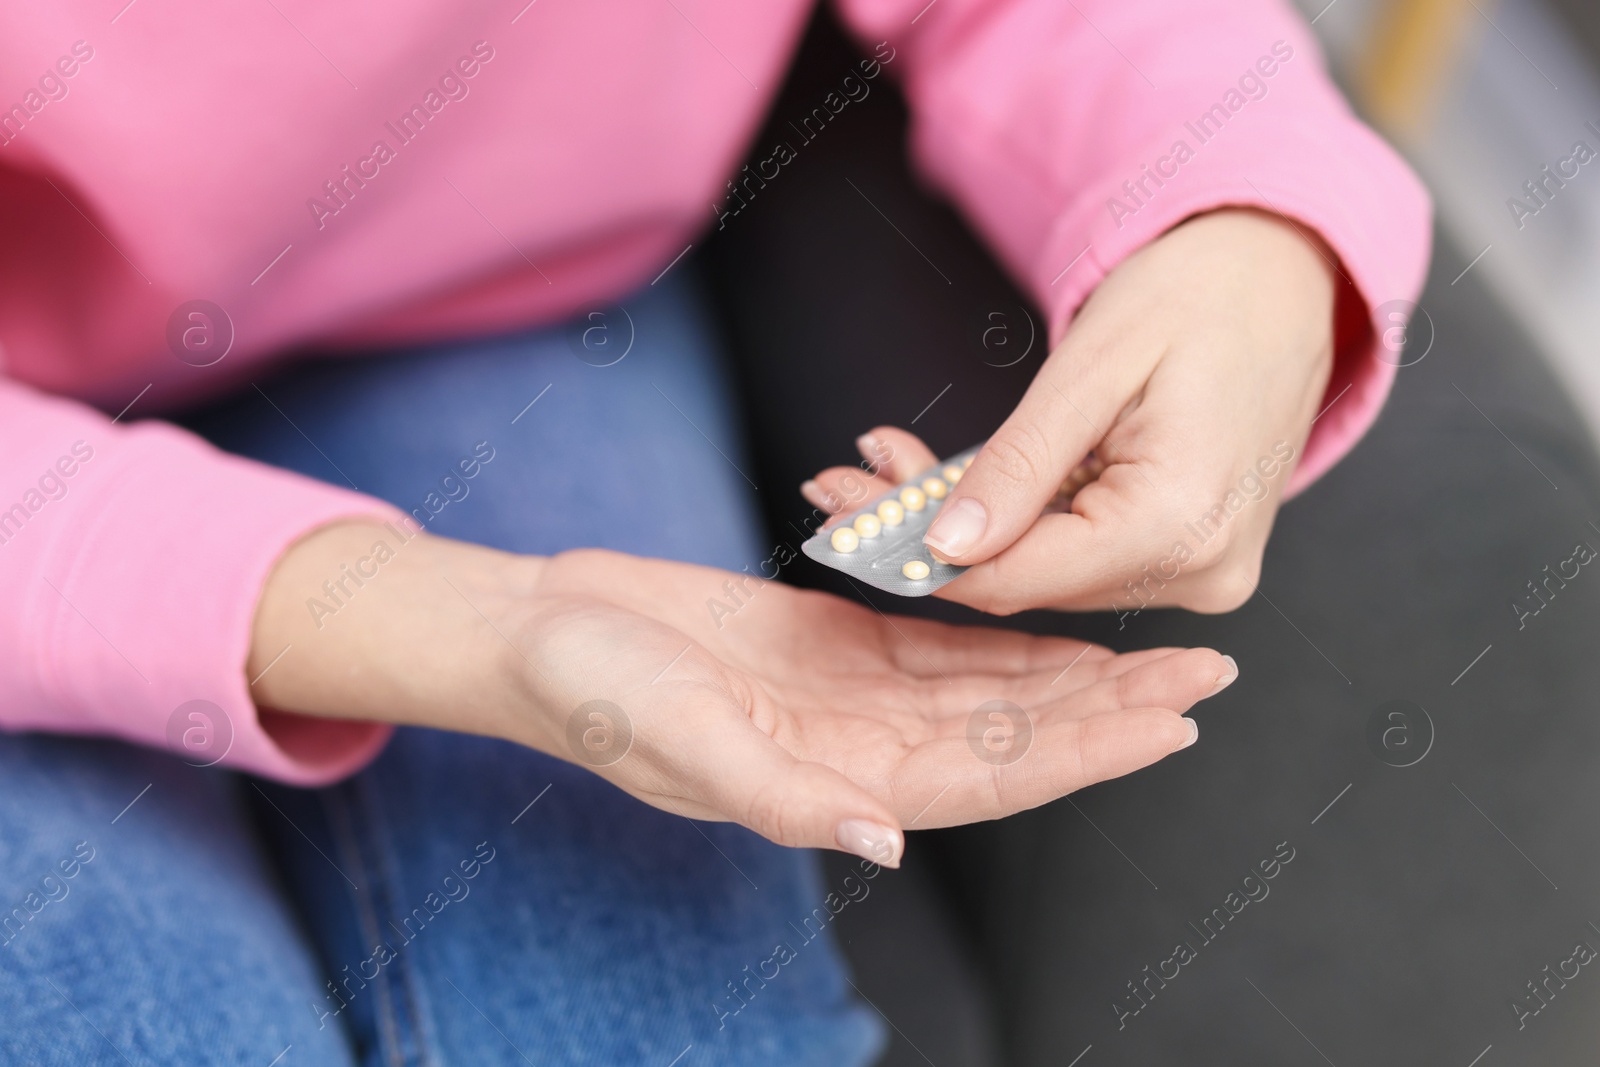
[708,9,1600,1065]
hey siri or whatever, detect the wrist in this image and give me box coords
[249,518,546,737]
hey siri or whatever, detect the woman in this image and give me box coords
[0,0,1424,1064]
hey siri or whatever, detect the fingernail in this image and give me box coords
[800,480,828,509]
[835,818,902,868]
[1207,655,1239,697]
[855,433,879,460]
[924,497,987,558]
[1178,718,1199,749]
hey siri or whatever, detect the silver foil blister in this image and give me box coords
[801,446,980,597]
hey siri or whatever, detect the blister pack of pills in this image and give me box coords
[801,447,980,597]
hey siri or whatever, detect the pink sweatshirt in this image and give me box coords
[0,0,1430,785]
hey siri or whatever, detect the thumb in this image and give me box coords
[923,355,1135,566]
[699,724,905,867]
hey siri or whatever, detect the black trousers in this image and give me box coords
[706,10,1600,1066]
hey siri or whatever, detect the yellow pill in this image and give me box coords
[877,500,905,526]
[962,455,975,469]
[900,486,927,512]
[902,559,931,580]
[943,465,963,483]
[922,477,948,500]
[830,527,860,553]
[853,513,882,538]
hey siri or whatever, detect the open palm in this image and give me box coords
[518,550,1232,864]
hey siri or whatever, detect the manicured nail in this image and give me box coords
[1179,718,1199,749]
[1208,655,1239,697]
[800,480,829,510]
[835,819,902,867]
[924,497,986,558]
[855,433,880,461]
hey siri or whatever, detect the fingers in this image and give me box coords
[928,383,1282,614]
[891,707,1197,828]
[803,466,897,518]
[856,427,940,482]
[922,345,1150,567]
[801,427,941,516]
[1031,647,1235,721]
[876,614,1116,679]
[1040,706,1197,794]
[936,489,1185,614]
[916,645,1234,726]
[691,718,907,867]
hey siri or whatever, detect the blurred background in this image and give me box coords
[1298,0,1600,434]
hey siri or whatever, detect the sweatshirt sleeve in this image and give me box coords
[0,379,395,785]
[834,0,1433,491]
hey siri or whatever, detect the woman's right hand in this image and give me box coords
[250,520,1236,865]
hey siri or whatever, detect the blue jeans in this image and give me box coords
[0,273,885,1066]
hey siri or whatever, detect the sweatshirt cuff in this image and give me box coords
[33,420,398,786]
[1035,110,1432,495]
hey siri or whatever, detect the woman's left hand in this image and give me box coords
[804,208,1337,616]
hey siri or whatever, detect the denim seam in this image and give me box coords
[355,768,442,1067]
[322,781,425,1067]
